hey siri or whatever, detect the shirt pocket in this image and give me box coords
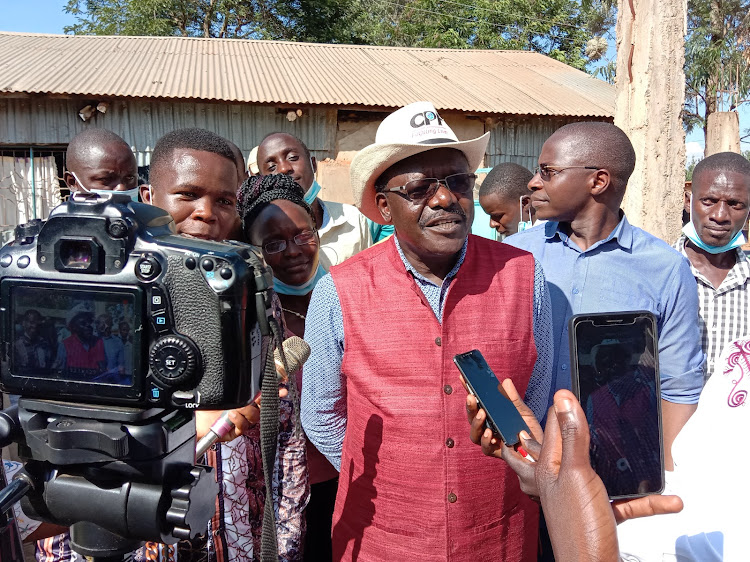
[597,286,657,315]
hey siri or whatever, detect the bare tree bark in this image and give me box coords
[615,0,687,242]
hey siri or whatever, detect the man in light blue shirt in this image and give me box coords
[506,121,704,469]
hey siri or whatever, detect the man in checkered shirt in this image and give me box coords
[675,151,750,379]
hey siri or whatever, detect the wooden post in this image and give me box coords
[615,0,687,243]
[705,112,741,156]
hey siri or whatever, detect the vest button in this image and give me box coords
[446,438,455,448]
[444,384,453,395]
[435,337,442,346]
[448,492,457,503]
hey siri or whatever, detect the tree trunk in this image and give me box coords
[615,0,687,243]
[703,0,724,147]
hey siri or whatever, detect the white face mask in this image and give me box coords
[71,171,140,202]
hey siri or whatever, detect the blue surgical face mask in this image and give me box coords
[71,171,140,202]
[273,263,327,296]
[517,195,533,233]
[683,194,746,254]
[303,157,322,205]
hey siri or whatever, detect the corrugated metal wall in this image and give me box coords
[0,96,337,164]
[486,116,609,171]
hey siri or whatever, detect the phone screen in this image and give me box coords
[453,350,530,446]
[570,312,664,499]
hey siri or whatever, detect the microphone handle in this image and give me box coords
[195,336,310,457]
[195,410,234,457]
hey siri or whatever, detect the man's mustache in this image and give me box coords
[420,206,467,227]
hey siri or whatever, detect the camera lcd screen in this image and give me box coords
[10,285,138,387]
[571,313,663,498]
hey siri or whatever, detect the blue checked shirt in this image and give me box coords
[505,215,705,407]
[301,237,554,470]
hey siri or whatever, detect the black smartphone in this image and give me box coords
[453,349,530,447]
[569,311,664,500]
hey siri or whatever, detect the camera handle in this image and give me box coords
[0,402,219,559]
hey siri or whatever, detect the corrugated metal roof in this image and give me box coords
[0,32,614,118]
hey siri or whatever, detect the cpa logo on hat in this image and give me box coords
[410,109,444,128]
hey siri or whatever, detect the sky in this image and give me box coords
[1,0,747,162]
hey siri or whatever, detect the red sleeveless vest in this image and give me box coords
[329,235,539,562]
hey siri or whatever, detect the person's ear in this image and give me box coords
[375,192,393,224]
[63,171,77,190]
[590,169,611,197]
[310,156,318,175]
[140,184,151,204]
[684,190,691,215]
[521,194,532,214]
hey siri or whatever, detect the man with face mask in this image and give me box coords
[676,151,750,379]
[257,133,375,270]
[479,162,536,238]
[64,129,139,201]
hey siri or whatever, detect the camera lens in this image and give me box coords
[60,240,93,268]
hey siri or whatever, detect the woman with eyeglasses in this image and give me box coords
[238,173,338,562]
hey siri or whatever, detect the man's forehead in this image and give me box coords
[694,168,750,195]
[161,149,236,193]
[79,143,134,167]
[169,148,233,174]
[258,134,304,158]
[542,128,595,157]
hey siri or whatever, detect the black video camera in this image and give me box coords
[0,192,274,410]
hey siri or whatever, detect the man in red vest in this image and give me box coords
[301,101,554,561]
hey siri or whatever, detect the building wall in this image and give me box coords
[0,94,606,208]
[317,111,596,204]
[0,95,337,165]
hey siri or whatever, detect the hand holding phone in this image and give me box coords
[454,350,530,447]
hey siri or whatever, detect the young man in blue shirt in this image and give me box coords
[506,121,704,469]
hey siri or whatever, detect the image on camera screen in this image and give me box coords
[575,317,661,496]
[11,286,137,387]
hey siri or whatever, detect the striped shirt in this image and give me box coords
[675,235,750,379]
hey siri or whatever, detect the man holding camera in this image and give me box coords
[301,101,553,561]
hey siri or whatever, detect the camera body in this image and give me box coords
[0,193,273,410]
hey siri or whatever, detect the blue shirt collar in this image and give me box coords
[394,236,468,286]
[543,212,633,252]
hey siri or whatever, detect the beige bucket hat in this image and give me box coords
[351,101,490,223]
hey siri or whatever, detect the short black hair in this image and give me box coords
[551,122,636,195]
[478,162,533,201]
[227,140,246,172]
[692,152,750,190]
[258,132,311,159]
[150,128,235,186]
[66,129,133,172]
[237,174,313,237]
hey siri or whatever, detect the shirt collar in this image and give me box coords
[394,236,468,285]
[318,199,350,229]
[544,212,633,251]
[319,199,331,230]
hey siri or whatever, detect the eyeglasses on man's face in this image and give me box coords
[381,172,477,202]
[534,165,600,181]
[263,230,318,254]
